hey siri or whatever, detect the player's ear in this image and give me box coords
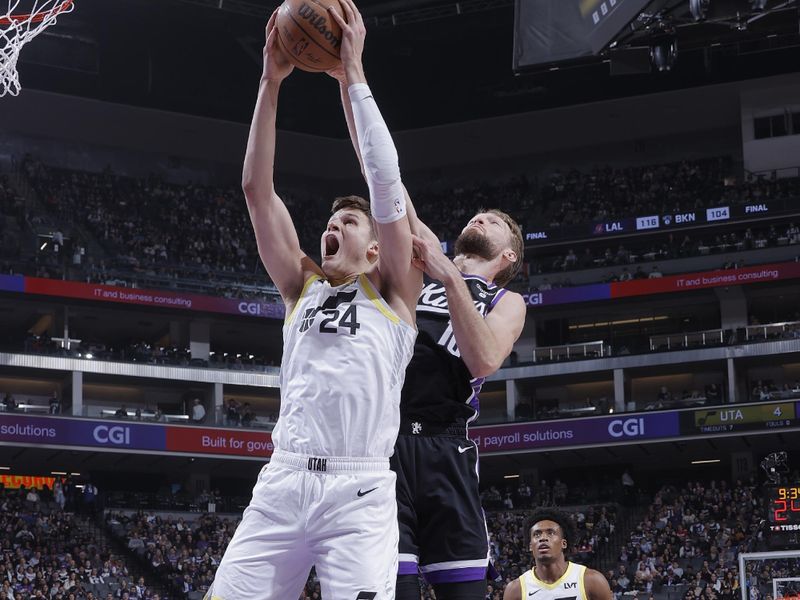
[367,240,379,262]
[502,247,517,264]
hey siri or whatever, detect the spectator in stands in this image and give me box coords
[622,469,635,504]
[54,479,66,511]
[649,266,663,279]
[240,403,254,427]
[25,486,40,509]
[517,481,532,508]
[49,390,61,415]
[127,533,145,553]
[224,398,240,427]
[3,392,17,412]
[190,398,206,423]
[114,406,128,419]
[705,383,720,403]
[82,482,98,516]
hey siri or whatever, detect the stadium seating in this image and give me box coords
[0,486,162,600]
[7,154,797,299]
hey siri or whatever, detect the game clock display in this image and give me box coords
[767,485,800,548]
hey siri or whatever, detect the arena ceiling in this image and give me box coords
[12,0,800,136]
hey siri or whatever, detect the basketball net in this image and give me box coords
[0,0,74,97]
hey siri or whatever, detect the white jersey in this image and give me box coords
[273,273,416,458]
[518,562,588,600]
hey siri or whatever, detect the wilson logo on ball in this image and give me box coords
[297,3,342,49]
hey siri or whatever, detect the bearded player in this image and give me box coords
[206,2,421,599]
[504,510,612,600]
[332,79,527,599]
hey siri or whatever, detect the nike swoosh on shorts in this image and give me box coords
[458,445,474,453]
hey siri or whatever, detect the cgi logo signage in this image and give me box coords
[238,302,264,316]
[522,293,543,306]
[93,425,131,446]
[608,418,645,438]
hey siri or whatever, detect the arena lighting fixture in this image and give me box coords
[0,466,10,470]
[504,474,520,479]
[39,242,47,250]
[691,459,721,464]
[70,473,80,476]
[689,0,710,20]
[51,471,67,475]
[85,353,93,359]
[651,38,678,72]
[751,0,767,10]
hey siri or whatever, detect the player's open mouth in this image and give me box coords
[324,234,340,258]
[538,544,549,551]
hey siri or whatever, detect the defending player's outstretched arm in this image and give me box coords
[412,232,526,377]
[242,10,322,313]
[328,0,421,323]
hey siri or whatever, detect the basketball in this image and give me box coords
[275,0,345,73]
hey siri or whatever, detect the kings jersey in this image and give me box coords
[400,274,507,426]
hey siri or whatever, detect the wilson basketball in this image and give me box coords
[275,0,344,73]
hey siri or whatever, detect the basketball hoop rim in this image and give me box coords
[0,0,73,26]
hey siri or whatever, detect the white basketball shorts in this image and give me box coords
[206,449,398,600]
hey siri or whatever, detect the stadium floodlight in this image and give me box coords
[690,0,710,20]
[651,37,678,71]
[751,0,768,10]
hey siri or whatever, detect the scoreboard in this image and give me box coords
[766,485,800,549]
[579,0,652,53]
[679,402,800,436]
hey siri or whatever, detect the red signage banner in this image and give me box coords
[22,277,285,319]
[610,262,800,299]
[165,426,274,458]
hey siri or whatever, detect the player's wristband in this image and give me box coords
[348,83,406,224]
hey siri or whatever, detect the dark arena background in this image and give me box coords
[1,0,800,598]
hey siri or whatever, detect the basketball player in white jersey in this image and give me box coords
[205,2,420,599]
[504,510,612,600]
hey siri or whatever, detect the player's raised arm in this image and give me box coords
[332,76,440,248]
[242,10,320,311]
[329,0,421,320]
